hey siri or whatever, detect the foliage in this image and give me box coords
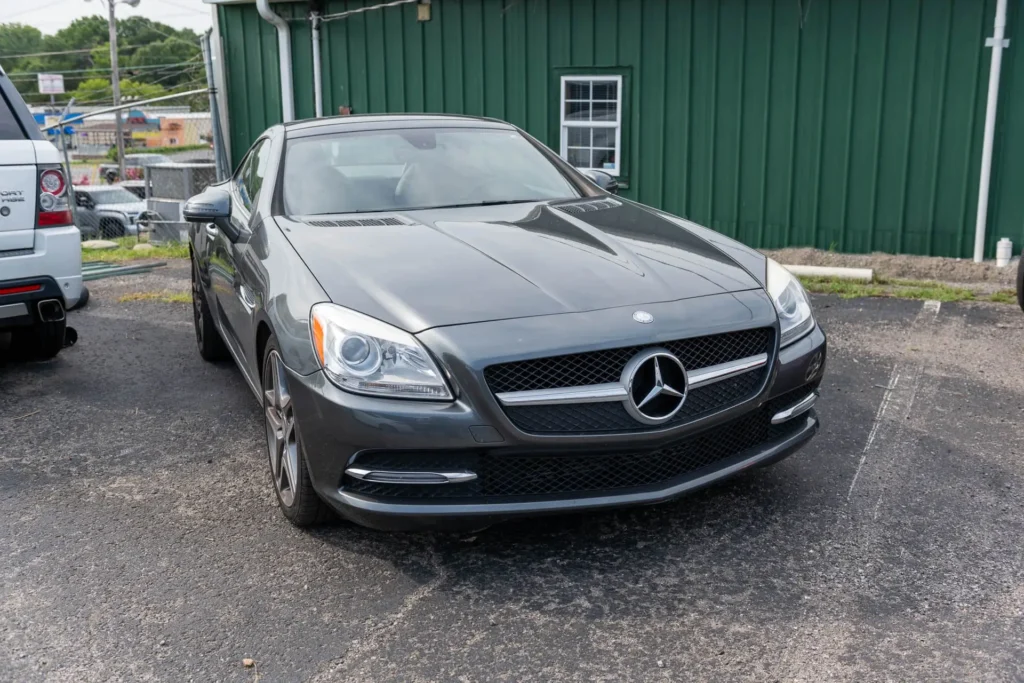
[0,17,204,107]
[118,290,191,304]
[799,276,1018,305]
[81,238,189,263]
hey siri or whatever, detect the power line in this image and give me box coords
[6,61,200,79]
[0,44,149,60]
[149,0,210,16]
[6,0,64,20]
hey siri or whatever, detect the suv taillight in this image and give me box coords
[37,165,72,228]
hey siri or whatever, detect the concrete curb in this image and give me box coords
[783,264,874,282]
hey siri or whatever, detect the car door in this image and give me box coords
[209,138,271,369]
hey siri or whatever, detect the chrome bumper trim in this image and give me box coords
[0,302,28,320]
[345,468,478,485]
[771,391,818,425]
[494,353,769,407]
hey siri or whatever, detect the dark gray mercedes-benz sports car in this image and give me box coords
[184,114,826,530]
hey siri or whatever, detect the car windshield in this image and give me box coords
[282,127,581,215]
[89,188,140,205]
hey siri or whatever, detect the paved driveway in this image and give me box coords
[2,266,1023,682]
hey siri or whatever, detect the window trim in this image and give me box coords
[549,67,631,186]
[559,74,623,177]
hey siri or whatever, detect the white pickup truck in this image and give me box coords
[0,65,82,360]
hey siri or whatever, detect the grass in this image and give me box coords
[988,289,1018,304]
[118,290,192,304]
[799,275,1018,305]
[81,237,189,263]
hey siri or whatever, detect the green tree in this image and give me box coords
[2,15,204,107]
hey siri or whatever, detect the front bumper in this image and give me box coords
[287,314,827,531]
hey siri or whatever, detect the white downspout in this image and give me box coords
[974,0,1009,263]
[311,13,324,118]
[256,0,295,123]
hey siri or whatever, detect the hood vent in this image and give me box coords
[557,198,622,215]
[304,216,412,227]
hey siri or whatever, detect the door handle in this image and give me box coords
[205,224,218,237]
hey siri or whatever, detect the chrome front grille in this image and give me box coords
[484,327,774,434]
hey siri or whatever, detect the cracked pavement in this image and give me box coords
[2,263,1024,681]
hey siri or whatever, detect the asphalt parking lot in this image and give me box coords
[2,263,1024,682]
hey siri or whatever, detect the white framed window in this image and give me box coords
[559,75,622,176]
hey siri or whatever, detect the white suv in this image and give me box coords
[0,66,82,359]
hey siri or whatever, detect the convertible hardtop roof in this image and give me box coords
[283,113,517,139]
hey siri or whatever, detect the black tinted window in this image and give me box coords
[0,91,27,140]
[246,140,272,205]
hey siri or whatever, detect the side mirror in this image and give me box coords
[583,169,619,194]
[75,194,93,209]
[184,189,238,241]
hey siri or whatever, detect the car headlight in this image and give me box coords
[766,259,814,347]
[310,303,453,400]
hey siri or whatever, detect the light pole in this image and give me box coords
[88,0,140,183]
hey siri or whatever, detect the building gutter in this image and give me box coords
[256,0,295,123]
[311,12,324,118]
[974,0,1009,263]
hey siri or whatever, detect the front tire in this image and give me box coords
[262,338,329,526]
[98,218,125,239]
[191,257,229,362]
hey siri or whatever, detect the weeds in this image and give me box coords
[118,291,192,304]
[799,275,1015,305]
[82,237,189,263]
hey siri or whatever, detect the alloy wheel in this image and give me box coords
[264,350,299,508]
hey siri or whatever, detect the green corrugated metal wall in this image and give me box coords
[218,0,1024,258]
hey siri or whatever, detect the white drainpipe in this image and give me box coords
[256,0,295,123]
[974,0,1009,263]
[311,13,324,118]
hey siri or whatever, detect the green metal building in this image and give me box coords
[207,0,1024,259]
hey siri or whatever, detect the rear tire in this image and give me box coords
[10,318,66,361]
[262,337,331,527]
[191,256,229,362]
[1017,256,1024,313]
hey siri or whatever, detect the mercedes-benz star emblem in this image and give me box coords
[621,348,688,425]
[632,310,654,324]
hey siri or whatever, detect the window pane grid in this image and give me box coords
[560,75,623,174]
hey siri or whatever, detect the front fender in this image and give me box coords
[250,217,330,376]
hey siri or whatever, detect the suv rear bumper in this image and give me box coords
[0,226,82,309]
[0,276,67,329]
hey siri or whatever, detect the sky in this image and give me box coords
[2,0,213,36]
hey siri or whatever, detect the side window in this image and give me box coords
[0,90,28,140]
[233,148,257,210]
[246,140,272,206]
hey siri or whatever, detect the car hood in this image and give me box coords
[95,201,146,215]
[276,199,763,333]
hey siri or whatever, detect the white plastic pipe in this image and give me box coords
[256,0,295,123]
[974,0,1008,263]
[311,13,323,118]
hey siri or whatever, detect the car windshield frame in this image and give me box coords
[279,125,593,217]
